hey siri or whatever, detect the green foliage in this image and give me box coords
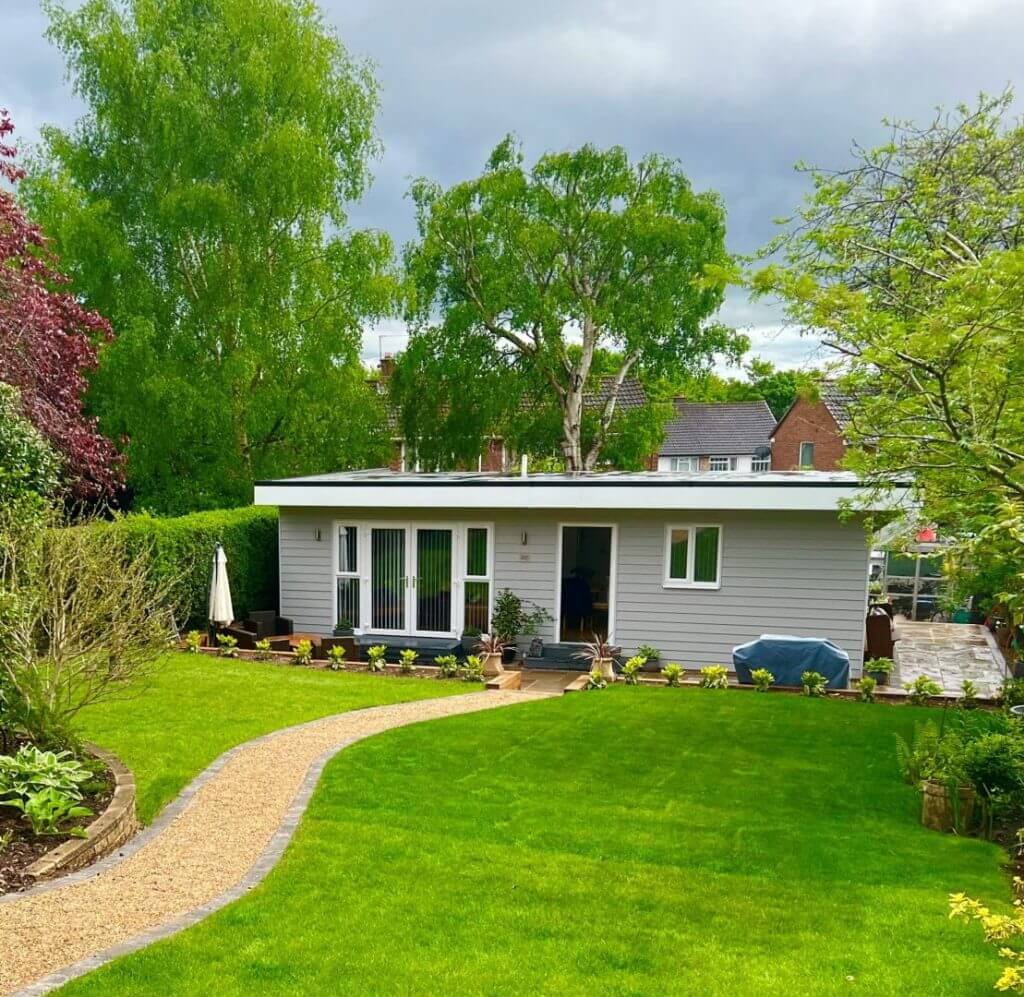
[399,648,417,673]
[293,640,313,667]
[490,590,551,643]
[904,675,943,706]
[326,645,347,671]
[4,786,93,837]
[84,506,278,628]
[402,136,739,471]
[962,734,1024,801]
[959,680,979,709]
[434,654,458,679]
[184,630,203,654]
[25,0,395,513]
[216,634,238,658]
[462,655,484,682]
[585,668,608,691]
[0,745,91,803]
[636,644,660,662]
[253,638,273,661]
[999,678,1024,710]
[866,657,894,676]
[895,721,943,784]
[699,665,729,690]
[621,656,647,685]
[801,671,827,698]
[367,645,387,672]
[0,383,61,506]
[857,675,877,703]
[949,893,1024,995]
[750,668,774,693]
[661,663,683,687]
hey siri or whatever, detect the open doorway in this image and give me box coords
[559,525,614,642]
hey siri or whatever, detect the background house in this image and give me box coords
[655,400,775,472]
[771,381,852,471]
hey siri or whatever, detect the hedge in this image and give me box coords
[87,506,278,629]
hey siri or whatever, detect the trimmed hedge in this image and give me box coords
[88,507,278,628]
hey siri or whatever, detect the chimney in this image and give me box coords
[379,353,396,380]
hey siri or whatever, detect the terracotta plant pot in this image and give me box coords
[595,657,616,681]
[921,779,975,833]
[481,651,504,677]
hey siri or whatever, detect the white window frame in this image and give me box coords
[461,524,494,635]
[708,456,738,472]
[752,455,771,472]
[799,441,815,467]
[333,523,363,631]
[663,523,723,590]
[669,456,699,472]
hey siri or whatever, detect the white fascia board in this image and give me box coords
[254,482,897,512]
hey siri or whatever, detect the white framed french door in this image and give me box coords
[335,521,492,638]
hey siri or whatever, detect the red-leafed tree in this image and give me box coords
[0,109,122,503]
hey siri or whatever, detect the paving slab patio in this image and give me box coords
[894,621,1008,697]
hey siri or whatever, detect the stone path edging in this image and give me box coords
[2,690,548,996]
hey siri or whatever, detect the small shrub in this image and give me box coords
[751,668,774,693]
[476,633,507,657]
[0,745,91,803]
[435,654,459,678]
[865,656,894,678]
[367,645,387,672]
[184,630,203,654]
[399,648,417,673]
[216,634,239,658]
[585,668,608,691]
[636,644,660,662]
[802,671,827,697]
[949,892,1024,993]
[857,675,877,703]
[959,679,979,709]
[904,674,942,705]
[572,635,620,671]
[6,787,93,837]
[293,639,313,666]
[699,665,729,690]
[462,655,484,682]
[661,662,684,687]
[962,733,1024,800]
[326,645,347,671]
[253,638,272,661]
[998,678,1024,710]
[621,655,647,685]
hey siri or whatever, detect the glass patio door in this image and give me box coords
[414,527,454,635]
[370,527,407,632]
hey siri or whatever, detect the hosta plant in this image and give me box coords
[293,639,313,666]
[585,668,608,691]
[462,655,484,682]
[434,654,459,678]
[699,665,729,690]
[751,668,774,693]
[399,648,417,673]
[326,645,347,671]
[949,890,1024,993]
[367,645,387,672]
[621,655,646,685]
[0,745,91,803]
[661,662,684,687]
[184,630,203,654]
[253,638,272,661]
[857,675,877,703]
[802,671,827,697]
[5,787,93,837]
[904,674,942,705]
[216,634,238,658]
[636,644,660,662]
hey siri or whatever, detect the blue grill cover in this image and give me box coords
[732,634,850,689]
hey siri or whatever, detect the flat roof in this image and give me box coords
[254,469,900,513]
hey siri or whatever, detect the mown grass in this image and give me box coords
[77,652,477,823]
[66,686,1009,995]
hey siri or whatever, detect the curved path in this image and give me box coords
[1,689,546,995]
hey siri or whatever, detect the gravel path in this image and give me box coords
[0,690,542,995]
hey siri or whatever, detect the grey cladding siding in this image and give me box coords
[278,509,334,634]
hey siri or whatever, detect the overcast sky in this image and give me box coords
[5,0,1023,373]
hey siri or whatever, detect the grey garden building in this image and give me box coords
[254,470,891,678]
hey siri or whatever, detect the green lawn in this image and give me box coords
[66,686,1008,995]
[78,653,477,823]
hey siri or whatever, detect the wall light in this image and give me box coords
[521,531,528,545]
[314,528,322,542]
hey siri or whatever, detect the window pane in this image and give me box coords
[464,580,490,632]
[709,457,726,471]
[919,555,945,578]
[466,527,488,577]
[694,527,719,583]
[799,442,815,466]
[752,457,770,472]
[669,528,689,579]
[338,526,358,574]
[336,576,360,628]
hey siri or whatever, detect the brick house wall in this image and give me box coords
[771,399,846,471]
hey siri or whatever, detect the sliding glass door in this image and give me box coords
[370,527,407,632]
[414,527,453,635]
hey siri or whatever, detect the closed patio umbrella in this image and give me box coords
[208,542,234,627]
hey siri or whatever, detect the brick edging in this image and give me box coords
[7,693,522,996]
[23,744,138,883]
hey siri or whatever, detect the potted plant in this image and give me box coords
[334,617,355,637]
[865,656,895,686]
[491,589,551,664]
[636,644,660,665]
[461,625,482,655]
[574,635,620,682]
[475,633,506,677]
